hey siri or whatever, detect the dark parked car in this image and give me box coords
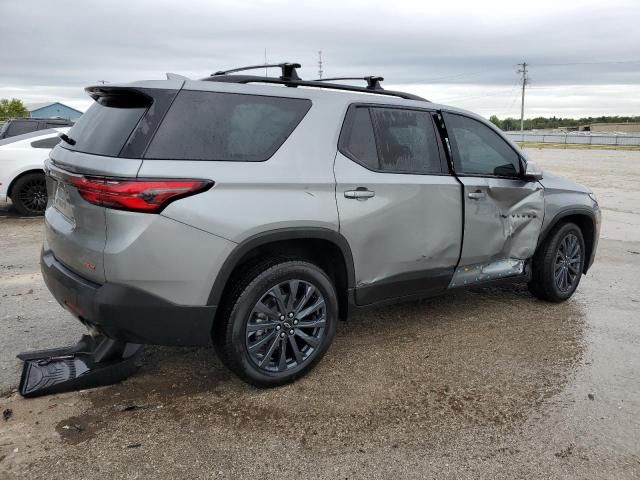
[0,118,74,139]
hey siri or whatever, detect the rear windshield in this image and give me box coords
[144,90,311,161]
[62,96,147,157]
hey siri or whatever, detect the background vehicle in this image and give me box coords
[0,128,68,215]
[0,118,73,139]
[40,64,601,387]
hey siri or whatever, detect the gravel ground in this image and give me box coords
[0,148,639,479]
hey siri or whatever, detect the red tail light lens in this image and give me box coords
[69,176,213,213]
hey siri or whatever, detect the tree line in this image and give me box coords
[489,115,640,131]
[0,98,29,120]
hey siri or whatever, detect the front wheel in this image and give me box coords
[214,260,338,387]
[528,222,585,302]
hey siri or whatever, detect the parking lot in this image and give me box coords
[0,148,639,479]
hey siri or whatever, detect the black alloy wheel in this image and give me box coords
[12,172,48,216]
[528,222,585,302]
[246,279,327,372]
[214,259,338,387]
[554,232,582,292]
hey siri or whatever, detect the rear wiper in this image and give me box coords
[60,133,76,146]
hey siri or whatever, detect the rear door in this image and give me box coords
[335,105,462,305]
[442,112,544,286]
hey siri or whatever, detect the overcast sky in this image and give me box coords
[1,0,639,118]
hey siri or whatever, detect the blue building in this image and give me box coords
[27,102,83,120]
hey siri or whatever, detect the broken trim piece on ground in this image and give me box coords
[17,335,143,398]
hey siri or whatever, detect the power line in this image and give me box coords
[421,68,508,83]
[495,80,524,117]
[531,60,640,67]
[413,59,639,84]
[440,86,520,103]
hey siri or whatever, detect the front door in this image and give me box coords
[442,112,544,287]
[335,105,463,305]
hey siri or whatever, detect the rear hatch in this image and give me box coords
[44,85,178,283]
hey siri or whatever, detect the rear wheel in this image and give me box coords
[214,259,338,387]
[528,222,585,302]
[11,172,48,216]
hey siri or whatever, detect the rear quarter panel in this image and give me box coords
[138,92,345,243]
[0,129,69,200]
[0,144,48,200]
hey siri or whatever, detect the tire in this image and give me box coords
[213,259,338,387]
[11,172,48,216]
[528,222,585,302]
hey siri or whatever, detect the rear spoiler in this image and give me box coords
[84,86,153,108]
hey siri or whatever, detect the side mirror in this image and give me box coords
[523,160,543,181]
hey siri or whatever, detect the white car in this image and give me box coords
[0,128,69,215]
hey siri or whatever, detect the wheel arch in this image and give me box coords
[537,208,597,273]
[7,168,45,199]
[208,227,356,321]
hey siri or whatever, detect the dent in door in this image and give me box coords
[451,181,543,286]
[498,186,544,259]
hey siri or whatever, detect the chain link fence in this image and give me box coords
[504,132,640,147]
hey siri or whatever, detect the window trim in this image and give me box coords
[142,89,312,163]
[442,110,525,180]
[338,103,450,176]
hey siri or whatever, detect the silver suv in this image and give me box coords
[41,63,600,387]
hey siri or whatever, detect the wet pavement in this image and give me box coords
[0,148,639,479]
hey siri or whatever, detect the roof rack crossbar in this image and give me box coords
[212,63,301,81]
[201,74,428,102]
[312,76,384,90]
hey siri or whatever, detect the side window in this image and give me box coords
[145,91,311,161]
[31,136,61,149]
[444,113,521,177]
[340,107,379,170]
[370,108,441,174]
[339,106,442,174]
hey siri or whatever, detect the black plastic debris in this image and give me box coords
[17,335,143,398]
[2,408,12,421]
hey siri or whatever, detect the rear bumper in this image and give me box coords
[41,250,216,346]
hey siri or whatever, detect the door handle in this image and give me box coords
[344,188,375,200]
[467,191,486,200]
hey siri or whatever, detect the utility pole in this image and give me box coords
[317,50,323,79]
[264,48,268,77]
[517,62,528,142]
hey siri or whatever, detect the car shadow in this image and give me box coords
[51,283,586,447]
[0,201,42,219]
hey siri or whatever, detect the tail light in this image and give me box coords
[69,176,213,213]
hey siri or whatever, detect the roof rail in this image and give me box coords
[312,76,384,90]
[203,64,428,102]
[212,63,301,81]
